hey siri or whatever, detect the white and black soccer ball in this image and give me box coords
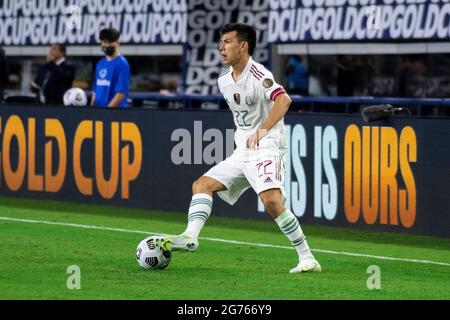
[136,236,172,270]
[63,88,87,106]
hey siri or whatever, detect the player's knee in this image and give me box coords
[192,179,202,194]
[260,192,282,213]
[192,177,211,194]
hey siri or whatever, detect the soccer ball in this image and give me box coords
[136,236,172,270]
[63,88,87,106]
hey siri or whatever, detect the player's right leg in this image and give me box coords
[169,155,247,252]
[169,176,226,252]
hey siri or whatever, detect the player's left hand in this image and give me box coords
[246,129,268,149]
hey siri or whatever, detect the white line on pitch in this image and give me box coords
[0,216,449,267]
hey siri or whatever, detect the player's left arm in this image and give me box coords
[247,93,291,149]
[247,71,292,149]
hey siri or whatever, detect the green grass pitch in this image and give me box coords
[0,196,448,300]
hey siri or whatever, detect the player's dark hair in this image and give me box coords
[220,23,257,56]
[99,28,120,42]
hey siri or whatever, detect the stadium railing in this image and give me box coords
[129,92,450,117]
[2,91,449,117]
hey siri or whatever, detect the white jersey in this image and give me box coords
[218,57,288,161]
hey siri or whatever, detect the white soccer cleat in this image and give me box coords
[167,234,199,252]
[289,258,322,273]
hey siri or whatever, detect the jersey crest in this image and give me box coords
[233,93,241,105]
[263,78,274,89]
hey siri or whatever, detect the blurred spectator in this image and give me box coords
[0,46,8,102]
[336,55,356,96]
[91,28,130,108]
[353,56,375,96]
[31,44,76,104]
[396,56,429,97]
[286,55,308,95]
[396,57,413,97]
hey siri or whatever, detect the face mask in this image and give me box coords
[102,46,116,56]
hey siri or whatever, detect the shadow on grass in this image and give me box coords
[0,196,449,251]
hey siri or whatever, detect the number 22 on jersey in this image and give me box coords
[234,110,252,127]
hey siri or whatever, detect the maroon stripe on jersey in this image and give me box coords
[270,87,284,100]
[250,70,261,80]
[272,90,286,101]
[251,65,264,77]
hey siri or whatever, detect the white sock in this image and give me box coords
[275,210,314,262]
[183,193,213,239]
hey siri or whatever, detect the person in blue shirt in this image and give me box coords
[91,28,130,108]
[286,55,308,96]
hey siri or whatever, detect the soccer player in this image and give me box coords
[171,23,321,273]
[91,28,130,108]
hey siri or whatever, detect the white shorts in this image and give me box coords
[204,153,286,205]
